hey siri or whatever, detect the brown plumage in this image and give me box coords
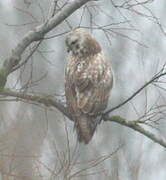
[65,29,113,144]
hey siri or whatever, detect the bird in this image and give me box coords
[65,28,113,144]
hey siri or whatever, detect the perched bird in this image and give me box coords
[65,28,113,144]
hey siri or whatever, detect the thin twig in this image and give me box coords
[105,71,166,114]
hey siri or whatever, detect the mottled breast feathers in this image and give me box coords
[65,28,113,144]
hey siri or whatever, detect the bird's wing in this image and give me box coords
[76,60,113,116]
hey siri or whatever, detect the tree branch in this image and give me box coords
[105,66,166,114]
[0,89,71,119]
[0,0,92,88]
[103,115,166,148]
[0,0,166,149]
[0,88,166,149]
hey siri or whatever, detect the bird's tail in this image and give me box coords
[75,114,97,144]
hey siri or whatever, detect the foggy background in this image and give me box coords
[0,0,166,179]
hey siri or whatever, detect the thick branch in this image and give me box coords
[0,0,91,88]
[103,115,166,148]
[0,89,71,119]
[0,89,166,149]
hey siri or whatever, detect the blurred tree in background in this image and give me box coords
[0,0,166,179]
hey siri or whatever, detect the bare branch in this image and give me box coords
[105,66,166,114]
[0,88,166,149]
[0,0,166,153]
[68,145,121,179]
[103,115,166,148]
[0,0,92,88]
[0,89,71,119]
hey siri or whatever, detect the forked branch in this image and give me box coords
[0,0,166,149]
[0,87,166,149]
[0,0,92,88]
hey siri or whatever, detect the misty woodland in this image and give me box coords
[0,0,166,179]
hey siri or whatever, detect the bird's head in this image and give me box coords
[65,28,101,58]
